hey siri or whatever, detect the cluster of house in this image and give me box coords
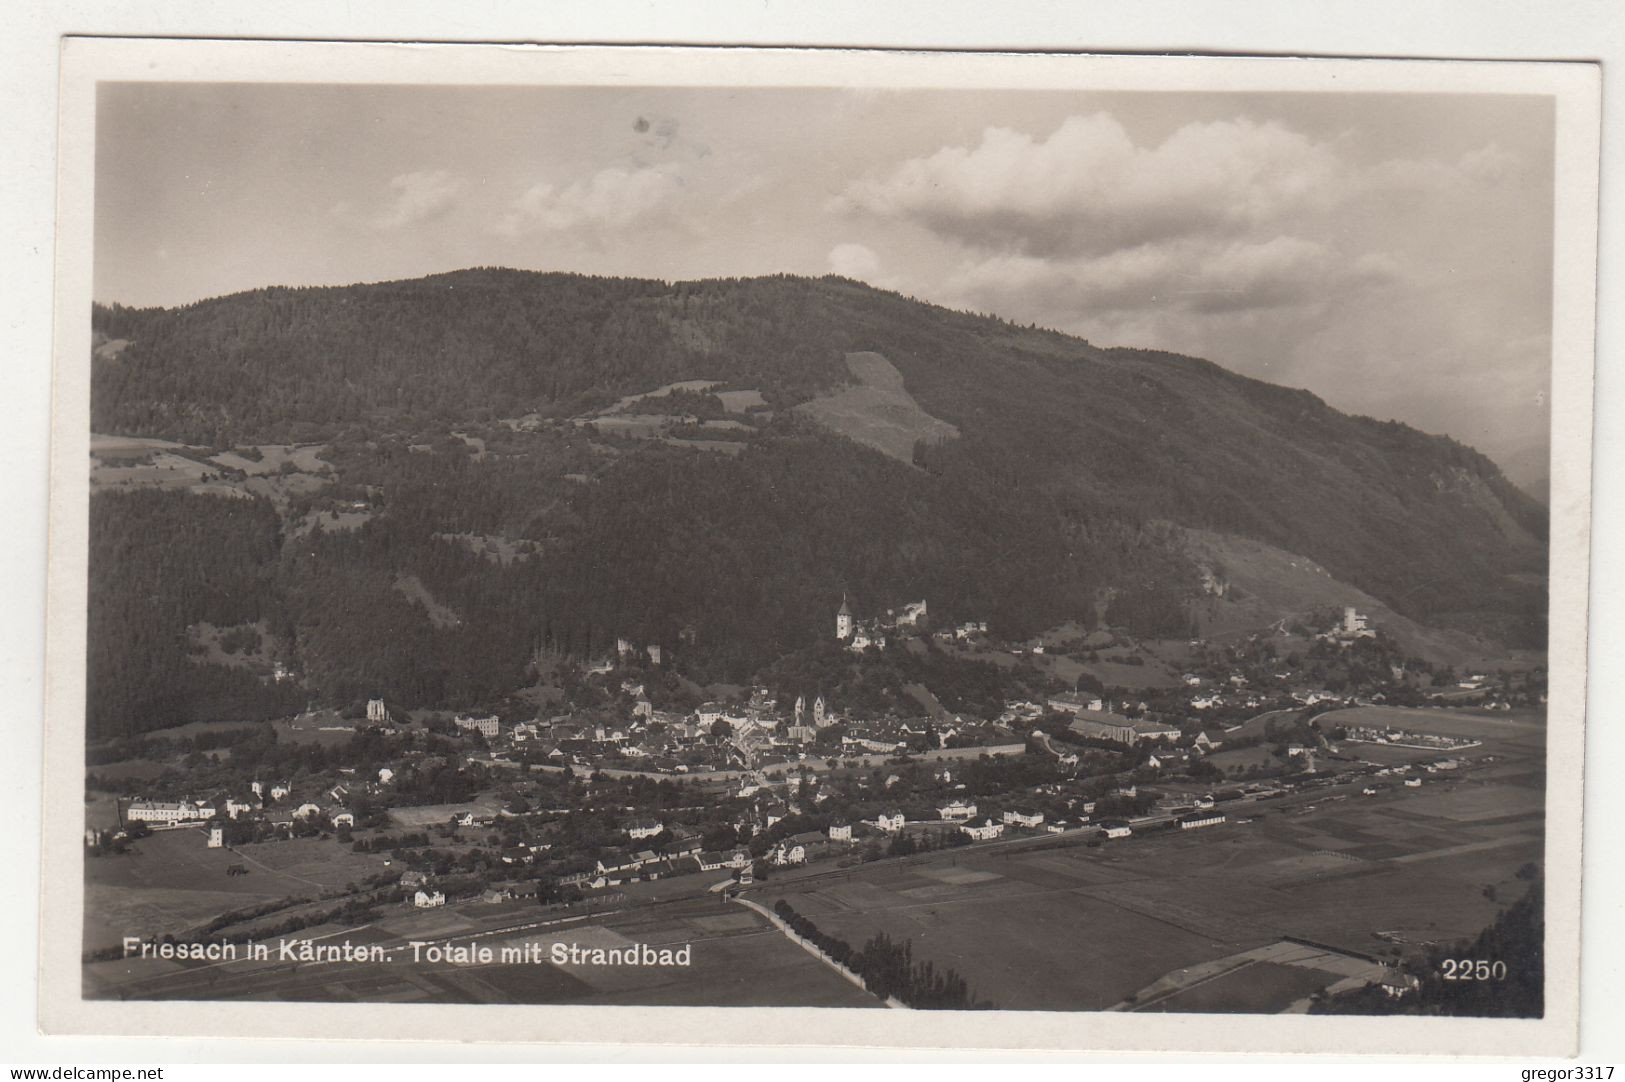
[1178,670,1269,713]
[454,675,1007,778]
[1045,693,1184,745]
[934,620,990,645]
[557,819,761,889]
[1341,726,1480,751]
[565,797,1103,888]
[835,595,929,652]
[121,773,395,835]
[398,870,447,908]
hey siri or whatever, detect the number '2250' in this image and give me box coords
[1440,958,1507,981]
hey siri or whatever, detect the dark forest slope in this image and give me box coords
[87,270,1547,736]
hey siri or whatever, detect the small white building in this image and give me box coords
[627,820,664,841]
[1002,809,1044,828]
[1380,967,1420,998]
[125,801,200,824]
[413,889,446,908]
[453,714,501,739]
[870,811,906,833]
[828,823,852,842]
[938,799,978,821]
[961,819,1004,841]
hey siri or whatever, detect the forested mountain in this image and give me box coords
[87,269,1547,738]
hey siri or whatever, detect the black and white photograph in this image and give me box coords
[36,40,1600,1055]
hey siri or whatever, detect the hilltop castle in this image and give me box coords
[834,595,926,651]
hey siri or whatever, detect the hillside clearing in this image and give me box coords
[795,351,959,464]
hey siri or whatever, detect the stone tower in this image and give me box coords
[836,595,854,640]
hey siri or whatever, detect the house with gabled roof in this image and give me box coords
[1003,808,1044,828]
[869,810,906,832]
[961,818,1004,841]
[626,819,664,841]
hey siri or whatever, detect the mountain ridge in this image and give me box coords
[85,268,1547,735]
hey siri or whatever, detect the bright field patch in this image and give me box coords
[795,351,959,464]
[1326,705,1543,741]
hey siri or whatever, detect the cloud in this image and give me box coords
[369,170,463,230]
[946,235,1399,322]
[842,111,1525,351]
[841,113,1344,259]
[844,114,1520,263]
[495,166,681,238]
[827,242,882,281]
[1365,141,1522,193]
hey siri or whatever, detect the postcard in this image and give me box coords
[39,38,1600,1056]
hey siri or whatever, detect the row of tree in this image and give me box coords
[772,899,990,1009]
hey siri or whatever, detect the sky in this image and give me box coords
[93,83,1555,487]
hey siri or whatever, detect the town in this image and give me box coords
[86,600,1545,956]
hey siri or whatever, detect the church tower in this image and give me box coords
[836,595,854,640]
[794,695,805,724]
[814,695,827,726]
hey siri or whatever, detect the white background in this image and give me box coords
[3,0,1620,1066]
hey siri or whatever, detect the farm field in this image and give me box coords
[1324,705,1544,743]
[1205,745,1277,773]
[387,795,510,828]
[1143,960,1340,1014]
[764,857,1226,1011]
[1341,743,1443,767]
[1121,939,1387,1012]
[758,746,1544,1012]
[83,829,391,951]
[270,711,361,746]
[1077,656,1183,690]
[90,434,332,508]
[85,758,170,783]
